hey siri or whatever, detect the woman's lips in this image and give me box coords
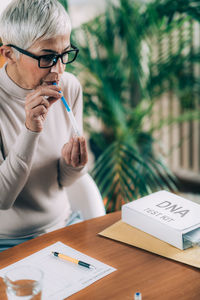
[42,72,60,86]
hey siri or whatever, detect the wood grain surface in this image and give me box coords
[0,212,199,300]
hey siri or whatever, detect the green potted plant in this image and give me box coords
[61,0,200,212]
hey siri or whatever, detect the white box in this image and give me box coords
[122,190,200,250]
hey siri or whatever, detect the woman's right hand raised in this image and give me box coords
[25,84,62,132]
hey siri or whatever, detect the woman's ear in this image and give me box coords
[0,45,17,64]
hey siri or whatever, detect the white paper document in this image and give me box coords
[0,241,116,299]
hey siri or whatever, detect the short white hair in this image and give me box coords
[0,0,71,49]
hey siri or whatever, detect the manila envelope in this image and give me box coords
[99,220,200,269]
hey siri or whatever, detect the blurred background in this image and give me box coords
[1,0,200,212]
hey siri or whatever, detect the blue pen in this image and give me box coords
[134,292,142,300]
[53,82,80,136]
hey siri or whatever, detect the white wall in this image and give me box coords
[0,1,12,15]
[68,0,106,28]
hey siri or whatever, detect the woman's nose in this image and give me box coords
[50,58,64,74]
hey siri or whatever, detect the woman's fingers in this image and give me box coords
[62,136,88,167]
[79,137,88,165]
[25,85,62,132]
[27,85,61,100]
[62,139,73,165]
[30,104,48,120]
[26,96,50,111]
[26,86,61,106]
[71,137,80,167]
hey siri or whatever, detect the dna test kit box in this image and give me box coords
[122,190,200,250]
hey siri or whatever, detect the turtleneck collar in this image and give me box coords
[0,64,34,100]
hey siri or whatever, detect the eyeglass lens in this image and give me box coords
[39,51,76,68]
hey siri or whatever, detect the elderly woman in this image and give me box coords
[0,0,88,251]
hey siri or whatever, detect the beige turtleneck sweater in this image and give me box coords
[0,64,86,239]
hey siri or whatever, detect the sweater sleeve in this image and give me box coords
[0,126,40,210]
[58,77,88,187]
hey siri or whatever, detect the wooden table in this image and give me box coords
[0,212,200,300]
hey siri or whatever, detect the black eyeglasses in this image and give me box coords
[7,44,79,68]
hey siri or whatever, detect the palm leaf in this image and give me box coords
[65,0,200,212]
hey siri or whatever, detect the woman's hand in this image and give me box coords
[62,136,88,168]
[25,85,61,132]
